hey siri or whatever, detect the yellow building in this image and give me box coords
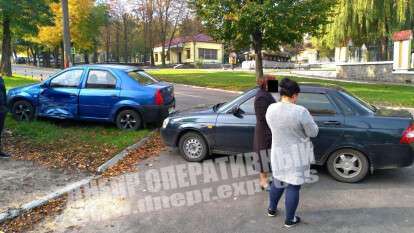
[153,34,223,66]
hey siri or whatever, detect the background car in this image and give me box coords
[161,84,414,183]
[7,64,175,130]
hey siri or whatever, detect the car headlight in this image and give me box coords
[162,117,170,128]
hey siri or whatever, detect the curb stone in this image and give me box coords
[96,129,157,174]
[0,130,156,224]
[178,84,243,94]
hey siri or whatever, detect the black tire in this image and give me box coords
[178,132,208,162]
[116,109,142,130]
[327,148,369,183]
[12,100,35,121]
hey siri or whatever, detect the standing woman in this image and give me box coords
[253,75,276,190]
[265,78,318,227]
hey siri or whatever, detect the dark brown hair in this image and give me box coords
[279,78,300,97]
[257,75,276,90]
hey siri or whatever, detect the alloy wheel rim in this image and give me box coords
[184,138,203,159]
[333,153,362,178]
[119,113,137,129]
[14,104,31,121]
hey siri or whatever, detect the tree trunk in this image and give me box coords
[252,31,263,82]
[150,48,155,66]
[115,24,120,62]
[84,53,89,64]
[13,49,18,61]
[42,51,50,67]
[106,26,110,63]
[60,42,65,68]
[123,14,129,63]
[161,45,166,66]
[53,46,59,68]
[62,0,72,68]
[1,15,12,76]
[92,49,98,63]
[30,46,37,66]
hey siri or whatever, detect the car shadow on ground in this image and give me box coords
[167,149,414,190]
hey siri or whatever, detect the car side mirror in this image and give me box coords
[230,106,243,116]
[40,82,49,88]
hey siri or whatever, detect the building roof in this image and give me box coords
[156,33,216,47]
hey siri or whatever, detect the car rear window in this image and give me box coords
[340,91,376,112]
[297,93,337,115]
[128,70,159,85]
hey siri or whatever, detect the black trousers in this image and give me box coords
[0,112,5,148]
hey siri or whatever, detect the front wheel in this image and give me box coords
[327,149,369,183]
[12,100,35,121]
[116,109,142,130]
[178,132,208,162]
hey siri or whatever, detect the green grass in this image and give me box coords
[4,75,38,89]
[149,69,414,108]
[4,75,150,171]
[6,116,149,150]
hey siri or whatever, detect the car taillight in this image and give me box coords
[400,124,414,144]
[155,89,164,105]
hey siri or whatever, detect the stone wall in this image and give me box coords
[335,61,414,83]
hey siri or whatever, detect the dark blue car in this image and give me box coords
[7,64,175,130]
[161,84,414,183]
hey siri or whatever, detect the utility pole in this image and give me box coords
[62,0,72,68]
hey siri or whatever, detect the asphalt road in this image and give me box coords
[11,65,414,233]
[12,64,59,80]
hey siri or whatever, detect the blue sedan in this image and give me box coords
[7,64,175,130]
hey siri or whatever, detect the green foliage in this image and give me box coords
[0,0,54,37]
[317,0,414,48]
[77,3,110,53]
[191,0,336,51]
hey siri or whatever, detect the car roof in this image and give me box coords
[74,64,143,72]
[247,83,345,94]
[298,82,345,93]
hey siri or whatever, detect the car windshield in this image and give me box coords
[340,91,377,112]
[217,88,257,112]
[128,70,159,85]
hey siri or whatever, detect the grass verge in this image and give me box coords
[148,69,414,107]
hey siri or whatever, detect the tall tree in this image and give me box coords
[136,0,157,65]
[0,0,53,76]
[32,0,109,66]
[77,3,109,63]
[192,0,335,81]
[316,0,414,60]
[178,15,205,37]
[154,0,187,66]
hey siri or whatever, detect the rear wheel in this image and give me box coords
[12,100,35,121]
[178,132,208,162]
[116,109,142,130]
[327,149,369,183]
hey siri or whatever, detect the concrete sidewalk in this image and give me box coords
[0,158,88,213]
[30,149,414,233]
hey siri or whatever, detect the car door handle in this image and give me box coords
[322,121,341,126]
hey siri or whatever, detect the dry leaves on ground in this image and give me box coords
[103,132,165,177]
[4,130,119,173]
[0,195,67,233]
